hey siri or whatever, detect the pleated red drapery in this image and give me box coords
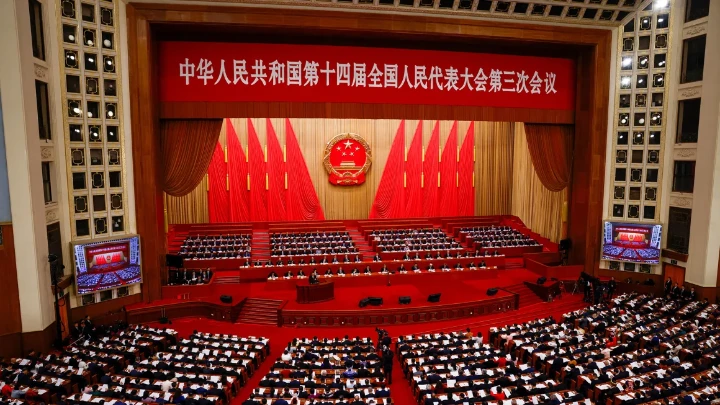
[369,121,406,219]
[160,119,222,196]
[247,119,268,221]
[227,119,250,222]
[457,122,475,216]
[404,121,423,218]
[207,142,230,223]
[266,119,287,221]
[286,119,325,221]
[438,121,458,217]
[523,123,574,192]
[422,122,440,217]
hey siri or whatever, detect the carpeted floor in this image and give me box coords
[146,292,586,405]
[253,268,539,310]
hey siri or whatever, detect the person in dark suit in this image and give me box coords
[607,277,617,298]
[381,347,393,384]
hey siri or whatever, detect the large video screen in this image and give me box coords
[73,236,142,294]
[602,222,662,264]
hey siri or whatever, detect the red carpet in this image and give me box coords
[145,293,585,405]
[249,268,538,310]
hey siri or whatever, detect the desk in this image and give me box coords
[296,281,334,303]
[471,243,543,257]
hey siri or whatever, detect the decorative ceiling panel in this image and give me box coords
[151,0,649,27]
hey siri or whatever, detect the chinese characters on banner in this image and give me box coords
[159,42,576,110]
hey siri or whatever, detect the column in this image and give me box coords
[0,0,56,333]
[685,0,720,287]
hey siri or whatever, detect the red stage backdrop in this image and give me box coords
[158,42,576,110]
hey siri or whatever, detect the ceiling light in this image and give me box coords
[638,79,644,83]
[641,59,648,65]
[658,18,664,22]
[88,58,94,63]
[73,107,81,114]
[87,112,93,118]
[659,61,666,66]
[639,118,645,124]
[658,77,664,82]
[107,111,114,117]
[622,58,632,67]
[621,118,628,124]
[654,0,669,9]
[621,77,631,85]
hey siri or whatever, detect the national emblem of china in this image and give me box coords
[323,133,372,186]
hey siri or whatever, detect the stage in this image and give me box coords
[126,268,554,327]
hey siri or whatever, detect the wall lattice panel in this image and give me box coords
[57,0,128,240]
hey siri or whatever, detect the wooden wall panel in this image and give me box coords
[70,293,141,325]
[166,119,515,221]
[128,7,165,302]
[0,224,22,340]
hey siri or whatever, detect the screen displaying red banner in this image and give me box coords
[158,42,576,110]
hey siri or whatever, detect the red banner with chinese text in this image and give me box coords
[158,42,576,110]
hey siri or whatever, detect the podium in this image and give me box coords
[296,281,335,304]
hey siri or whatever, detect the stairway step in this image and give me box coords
[238,314,278,321]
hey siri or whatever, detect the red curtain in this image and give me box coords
[438,121,458,217]
[286,119,325,221]
[266,119,287,221]
[370,121,406,218]
[457,122,475,216]
[404,121,423,218]
[160,119,222,196]
[208,142,230,223]
[227,119,250,222]
[422,122,440,217]
[524,123,573,192]
[248,119,268,221]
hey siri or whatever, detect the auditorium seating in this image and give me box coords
[0,324,269,405]
[244,336,392,404]
[270,231,358,258]
[178,234,252,260]
[398,292,720,405]
[369,228,463,254]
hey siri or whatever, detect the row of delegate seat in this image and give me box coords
[244,337,391,405]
